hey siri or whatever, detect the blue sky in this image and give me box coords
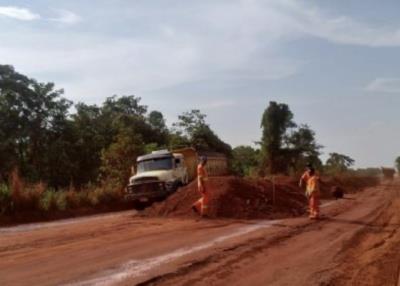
[0,0,399,168]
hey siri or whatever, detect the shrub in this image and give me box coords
[96,184,122,204]
[0,184,13,214]
[77,191,91,207]
[88,190,100,207]
[39,190,57,212]
[54,192,68,211]
[65,190,80,209]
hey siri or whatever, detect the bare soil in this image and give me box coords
[142,175,378,219]
[0,179,398,286]
[143,176,307,219]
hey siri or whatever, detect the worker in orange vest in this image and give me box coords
[192,156,209,217]
[299,164,321,219]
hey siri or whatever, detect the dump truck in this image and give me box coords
[125,147,228,204]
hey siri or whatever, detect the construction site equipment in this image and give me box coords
[125,148,228,204]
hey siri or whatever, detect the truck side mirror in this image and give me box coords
[131,165,136,175]
[175,158,181,167]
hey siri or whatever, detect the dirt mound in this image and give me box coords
[142,176,307,219]
[142,175,380,220]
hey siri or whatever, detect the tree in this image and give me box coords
[173,110,232,157]
[173,109,206,138]
[260,102,296,174]
[0,65,191,188]
[69,103,105,187]
[168,132,190,150]
[231,146,260,177]
[147,110,168,146]
[148,111,167,131]
[99,131,145,187]
[285,124,323,173]
[395,156,400,173]
[0,65,72,185]
[325,153,355,174]
[102,95,147,117]
[70,96,168,187]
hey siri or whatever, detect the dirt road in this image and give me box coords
[1,181,399,286]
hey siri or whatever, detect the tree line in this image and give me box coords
[0,65,231,189]
[232,102,359,176]
[1,65,386,190]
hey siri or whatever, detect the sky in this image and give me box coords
[0,0,399,168]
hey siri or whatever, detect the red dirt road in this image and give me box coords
[1,181,399,286]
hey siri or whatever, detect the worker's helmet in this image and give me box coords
[306,163,315,173]
[200,155,208,164]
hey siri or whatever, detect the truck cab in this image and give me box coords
[125,150,189,203]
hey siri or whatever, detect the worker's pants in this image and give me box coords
[194,191,209,216]
[309,193,320,218]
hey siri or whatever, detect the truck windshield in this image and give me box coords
[137,157,173,173]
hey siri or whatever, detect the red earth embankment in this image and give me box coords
[143,175,379,219]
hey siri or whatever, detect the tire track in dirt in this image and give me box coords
[135,183,396,286]
[325,181,400,286]
[122,199,360,286]
[68,199,346,286]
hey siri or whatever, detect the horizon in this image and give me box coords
[1,0,399,168]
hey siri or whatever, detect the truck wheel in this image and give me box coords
[132,201,147,210]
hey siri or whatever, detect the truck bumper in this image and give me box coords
[125,182,170,202]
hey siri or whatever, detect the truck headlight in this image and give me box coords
[165,181,175,191]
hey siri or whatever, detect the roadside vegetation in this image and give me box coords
[0,65,387,222]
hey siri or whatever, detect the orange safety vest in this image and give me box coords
[301,171,320,196]
[197,164,208,192]
[197,164,208,181]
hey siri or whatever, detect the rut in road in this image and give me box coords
[137,182,400,286]
[326,184,400,286]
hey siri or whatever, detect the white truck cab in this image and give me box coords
[125,150,189,203]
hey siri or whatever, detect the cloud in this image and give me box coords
[3,0,400,104]
[49,9,81,25]
[0,6,40,21]
[365,78,400,93]
[256,0,400,47]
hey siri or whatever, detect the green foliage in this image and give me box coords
[284,124,323,173]
[325,153,355,174]
[148,110,167,131]
[39,190,57,212]
[100,132,145,187]
[396,156,400,173]
[260,102,296,174]
[173,109,232,157]
[144,143,160,154]
[0,65,169,188]
[173,109,206,136]
[260,102,322,175]
[231,146,260,176]
[168,132,190,150]
[0,65,72,185]
[0,184,13,214]
[55,192,68,211]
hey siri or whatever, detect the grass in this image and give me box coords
[0,170,125,217]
